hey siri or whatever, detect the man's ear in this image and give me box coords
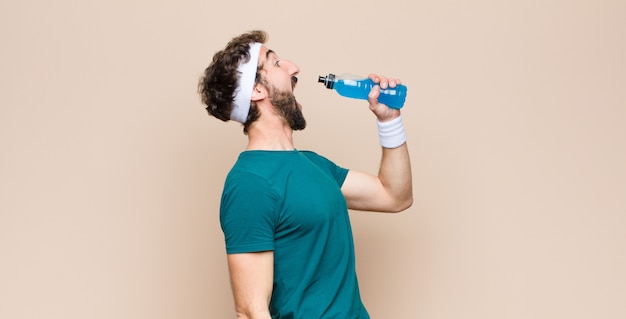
[251,83,267,101]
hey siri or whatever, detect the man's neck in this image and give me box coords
[246,120,295,151]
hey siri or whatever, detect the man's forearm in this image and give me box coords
[379,143,413,211]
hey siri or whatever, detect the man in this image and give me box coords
[198,30,412,319]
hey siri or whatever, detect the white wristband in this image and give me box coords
[377,116,407,148]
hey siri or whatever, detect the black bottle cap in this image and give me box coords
[317,73,335,89]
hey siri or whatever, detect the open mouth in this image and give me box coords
[291,76,298,89]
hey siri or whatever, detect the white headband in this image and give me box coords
[231,42,262,123]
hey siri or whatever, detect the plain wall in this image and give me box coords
[1,0,625,318]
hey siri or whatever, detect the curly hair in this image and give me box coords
[198,30,268,134]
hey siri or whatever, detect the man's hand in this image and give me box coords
[367,73,402,122]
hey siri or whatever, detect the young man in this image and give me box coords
[198,30,412,319]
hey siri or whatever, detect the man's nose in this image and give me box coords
[285,60,300,76]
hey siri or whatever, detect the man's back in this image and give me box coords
[220,150,370,319]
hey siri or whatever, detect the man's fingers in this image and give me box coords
[369,73,402,89]
[368,84,380,106]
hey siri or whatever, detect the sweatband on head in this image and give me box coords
[230,42,262,123]
[377,115,407,148]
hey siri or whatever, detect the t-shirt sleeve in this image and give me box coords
[220,172,279,254]
[329,161,349,186]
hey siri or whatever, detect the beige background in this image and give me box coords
[1,0,625,318]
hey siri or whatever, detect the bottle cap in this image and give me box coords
[317,73,336,89]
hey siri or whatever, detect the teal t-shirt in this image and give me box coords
[220,150,370,319]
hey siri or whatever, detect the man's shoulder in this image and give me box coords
[299,150,338,167]
[298,150,327,162]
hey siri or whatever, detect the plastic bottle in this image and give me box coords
[318,73,407,109]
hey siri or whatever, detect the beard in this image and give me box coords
[269,86,306,131]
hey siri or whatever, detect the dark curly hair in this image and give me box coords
[198,30,268,134]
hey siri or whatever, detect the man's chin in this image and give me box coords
[291,113,306,131]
